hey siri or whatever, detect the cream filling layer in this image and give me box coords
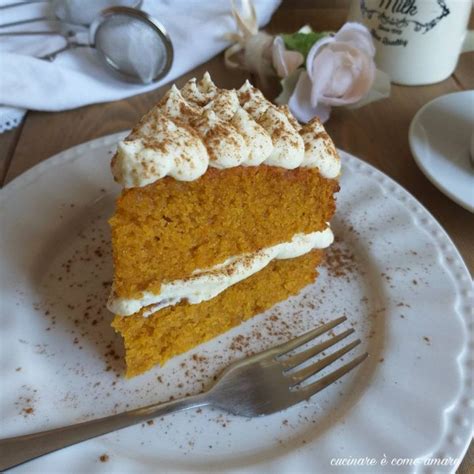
[107,227,334,317]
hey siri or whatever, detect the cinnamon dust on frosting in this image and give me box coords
[112,73,340,188]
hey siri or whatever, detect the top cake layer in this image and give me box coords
[112,73,340,188]
[109,166,338,301]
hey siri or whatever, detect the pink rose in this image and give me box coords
[272,36,304,78]
[289,23,376,123]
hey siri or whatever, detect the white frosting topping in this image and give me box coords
[112,113,208,187]
[257,105,305,169]
[181,72,218,106]
[231,108,273,166]
[300,118,342,178]
[238,80,270,119]
[278,104,302,131]
[193,109,248,168]
[107,226,334,316]
[158,85,200,123]
[112,73,340,187]
[204,89,240,121]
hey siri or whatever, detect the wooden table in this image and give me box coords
[1,1,472,471]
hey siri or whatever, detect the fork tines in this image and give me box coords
[274,316,368,395]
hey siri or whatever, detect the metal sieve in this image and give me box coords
[89,7,173,84]
[0,5,174,84]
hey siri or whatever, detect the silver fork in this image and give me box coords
[0,316,367,470]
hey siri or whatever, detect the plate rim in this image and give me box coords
[408,90,474,213]
[1,131,473,472]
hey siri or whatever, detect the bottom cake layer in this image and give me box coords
[112,250,324,377]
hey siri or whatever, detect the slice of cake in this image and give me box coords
[108,73,340,377]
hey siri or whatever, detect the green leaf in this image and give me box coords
[282,31,327,59]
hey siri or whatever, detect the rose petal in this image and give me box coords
[309,48,336,107]
[343,48,375,102]
[329,52,355,97]
[311,102,332,123]
[318,44,375,106]
[347,68,391,109]
[288,70,331,123]
[289,70,313,120]
[333,22,375,57]
[306,35,334,81]
[272,37,287,77]
[352,53,375,94]
[299,22,378,116]
[275,68,304,106]
[272,37,304,78]
[284,51,305,76]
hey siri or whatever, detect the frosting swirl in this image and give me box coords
[257,105,305,169]
[230,108,273,166]
[181,72,217,106]
[192,109,248,168]
[112,112,209,187]
[300,117,340,177]
[112,73,340,187]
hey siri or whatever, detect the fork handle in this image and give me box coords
[0,393,209,471]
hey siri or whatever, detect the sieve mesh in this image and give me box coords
[95,13,168,83]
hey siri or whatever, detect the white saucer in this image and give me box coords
[409,90,474,213]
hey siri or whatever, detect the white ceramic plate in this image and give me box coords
[1,133,472,474]
[409,90,474,213]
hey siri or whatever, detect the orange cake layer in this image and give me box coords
[113,250,323,377]
[110,166,338,299]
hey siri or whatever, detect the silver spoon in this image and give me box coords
[0,6,174,83]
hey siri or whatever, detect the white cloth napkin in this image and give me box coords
[0,0,281,132]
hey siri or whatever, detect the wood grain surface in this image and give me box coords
[1,1,472,471]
